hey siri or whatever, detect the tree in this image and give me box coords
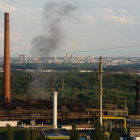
[70,123,80,140]
[94,121,105,140]
[6,124,14,140]
[24,128,30,140]
[127,127,131,140]
[109,130,120,140]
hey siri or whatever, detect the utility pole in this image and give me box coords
[99,56,103,126]
[124,97,127,110]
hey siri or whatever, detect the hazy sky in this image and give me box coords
[0,0,140,57]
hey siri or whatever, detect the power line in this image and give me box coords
[8,43,140,57]
[27,43,140,56]
[65,44,140,54]
[114,52,140,57]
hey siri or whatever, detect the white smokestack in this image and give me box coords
[53,91,58,129]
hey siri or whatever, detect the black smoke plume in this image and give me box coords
[28,1,77,99]
[31,1,77,56]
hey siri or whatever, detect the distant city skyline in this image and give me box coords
[0,55,140,66]
[0,0,140,57]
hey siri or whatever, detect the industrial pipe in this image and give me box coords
[53,91,58,128]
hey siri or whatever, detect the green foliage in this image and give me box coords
[31,130,42,140]
[127,127,131,140]
[6,124,14,140]
[24,129,30,140]
[10,63,140,72]
[13,130,24,140]
[0,128,43,140]
[109,130,120,140]
[10,71,32,95]
[93,121,105,140]
[70,123,80,140]
[0,71,138,113]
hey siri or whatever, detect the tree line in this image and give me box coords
[0,71,139,113]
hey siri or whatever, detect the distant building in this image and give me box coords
[0,68,3,73]
[27,57,41,63]
[19,55,26,63]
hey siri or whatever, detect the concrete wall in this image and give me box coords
[0,121,17,127]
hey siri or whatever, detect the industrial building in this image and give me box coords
[1,12,140,139]
[41,129,70,140]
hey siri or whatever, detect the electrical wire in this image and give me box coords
[10,43,140,57]
[21,43,139,55]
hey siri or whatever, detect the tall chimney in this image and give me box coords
[53,92,58,129]
[4,13,11,103]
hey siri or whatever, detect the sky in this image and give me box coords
[0,0,140,57]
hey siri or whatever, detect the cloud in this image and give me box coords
[104,8,112,13]
[11,33,21,41]
[0,34,4,40]
[79,8,133,25]
[101,8,133,24]
[83,0,110,5]
[1,0,15,5]
[104,8,127,14]
[81,15,96,25]
[118,9,127,13]
[104,15,131,24]
[0,32,21,42]
[66,40,79,49]
[95,0,110,5]
[0,4,16,12]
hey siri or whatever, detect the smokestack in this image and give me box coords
[4,13,11,103]
[53,91,58,129]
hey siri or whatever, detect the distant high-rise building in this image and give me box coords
[54,56,57,61]
[65,52,68,59]
[64,52,68,63]
[19,55,26,63]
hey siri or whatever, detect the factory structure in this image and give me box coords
[4,13,10,104]
[1,13,140,139]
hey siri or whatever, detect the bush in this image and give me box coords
[109,130,120,140]
[70,124,80,140]
[6,124,14,140]
[93,121,105,140]
[24,129,30,140]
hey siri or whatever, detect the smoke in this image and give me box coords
[27,72,63,99]
[28,1,77,99]
[1,0,15,4]
[31,1,77,56]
